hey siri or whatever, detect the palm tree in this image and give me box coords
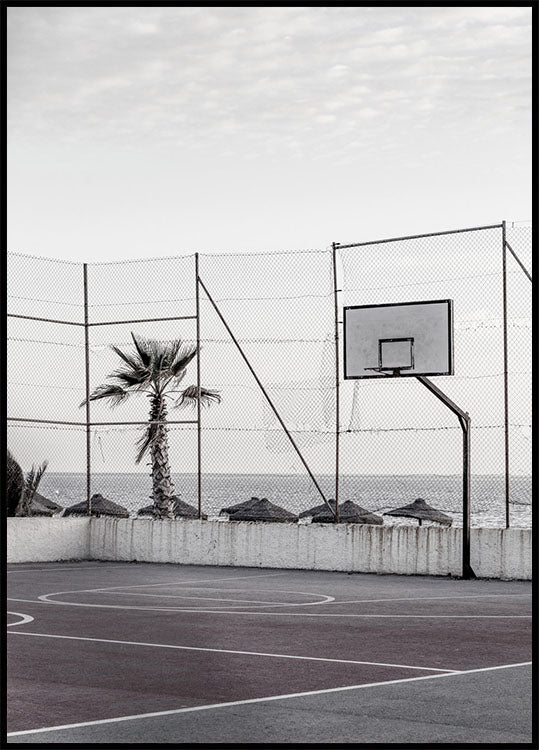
[6,449,24,516]
[17,460,49,517]
[81,332,220,519]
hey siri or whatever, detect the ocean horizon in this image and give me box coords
[39,471,532,529]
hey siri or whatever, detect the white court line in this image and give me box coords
[7,613,34,627]
[326,593,531,605]
[7,564,140,573]
[31,582,531,615]
[48,570,287,595]
[7,630,458,673]
[37,590,528,612]
[7,661,532,738]
[68,588,335,608]
[7,597,531,618]
[94,591,303,605]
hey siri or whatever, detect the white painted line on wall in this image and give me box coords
[7,630,459,672]
[7,661,532,738]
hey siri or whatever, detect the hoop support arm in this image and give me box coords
[416,375,475,580]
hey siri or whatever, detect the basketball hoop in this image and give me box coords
[364,366,404,377]
[343,300,453,380]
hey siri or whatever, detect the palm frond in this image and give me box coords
[130,332,153,367]
[135,422,159,463]
[110,366,151,389]
[175,385,221,409]
[199,387,222,406]
[80,384,130,408]
[110,345,144,371]
[23,460,48,505]
[170,345,197,377]
[162,339,183,370]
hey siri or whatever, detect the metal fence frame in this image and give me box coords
[7,221,532,566]
[332,221,531,531]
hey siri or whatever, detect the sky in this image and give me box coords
[7,5,532,262]
[6,5,532,487]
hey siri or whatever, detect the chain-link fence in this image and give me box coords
[337,224,531,528]
[7,223,531,528]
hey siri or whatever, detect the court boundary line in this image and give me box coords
[35,585,529,610]
[326,593,531,605]
[6,613,34,627]
[8,597,530,618]
[66,587,336,608]
[6,564,147,573]
[7,661,532,738]
[7,630,460,673]
[40,570,288,593]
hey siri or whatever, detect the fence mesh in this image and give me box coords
[339,226,531,526]
[7,224,531,528]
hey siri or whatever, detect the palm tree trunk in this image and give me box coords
[149,396,175,519]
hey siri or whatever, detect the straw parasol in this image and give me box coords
[219,497,265,517]
[64,493,129,518]
[383,498,453,526]
[30,499,55,516]
[137,495,207,520]
[30,492,63,516]
[299,499,337,519]
[228,497,298,523]
[311,500,383,525]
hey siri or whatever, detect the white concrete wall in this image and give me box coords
[88,518,531,579]
[471,527,532,579]
[90,520,462,575]
[7,517,531,579]
[7,517,91,563]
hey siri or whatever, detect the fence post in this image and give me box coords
[195,253,202,519]
[83,263,91,516]
[502,220,510,528]
[331,243,340,523]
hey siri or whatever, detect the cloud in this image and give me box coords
[7,6,532,161]
[130,20,160,35]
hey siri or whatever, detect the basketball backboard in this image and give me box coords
[343,299,454,379]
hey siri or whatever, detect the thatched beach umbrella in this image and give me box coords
[30,492,63,516]
[228,497,298,523]
[137,495,207,520]
[311,500,383,525]
[299,499,337,519]
[219,497,264,517]
[64,493,129,518]
[383,498,452,526]
[29,498,55,516]
[33,492,63,512]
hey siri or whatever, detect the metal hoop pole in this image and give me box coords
[416,376,475,579]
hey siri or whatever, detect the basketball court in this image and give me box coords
[7,561,532,744]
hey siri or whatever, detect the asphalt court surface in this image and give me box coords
[6,561,533,744]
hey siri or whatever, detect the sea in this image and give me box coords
[39,472,532,528]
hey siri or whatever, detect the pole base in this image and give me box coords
[461,563,477,580]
